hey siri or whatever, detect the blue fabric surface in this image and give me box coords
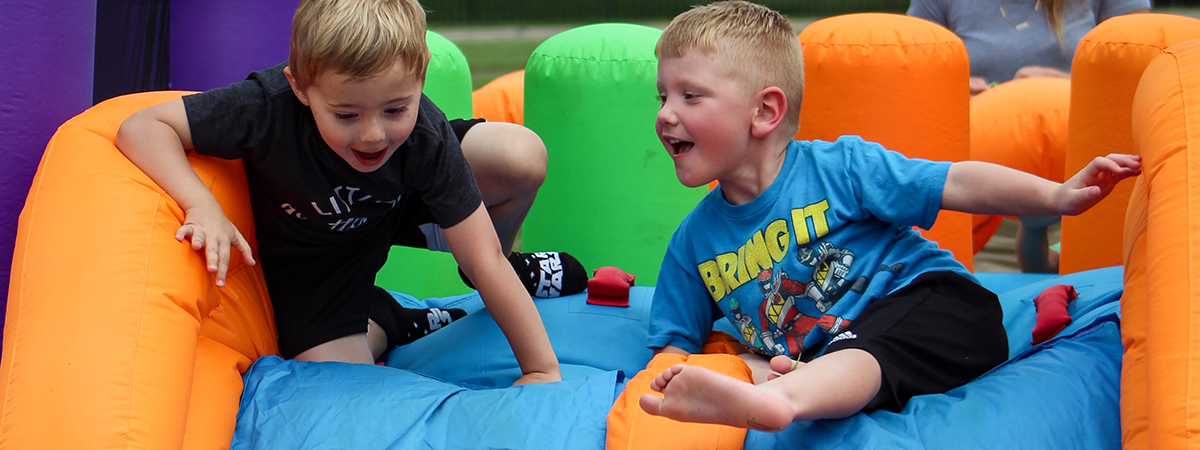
[232,357,618,450]
[232,268,1124,449]
[384,286,655,387]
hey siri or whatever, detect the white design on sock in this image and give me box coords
[426,308,452,331]
[532,252,563,297]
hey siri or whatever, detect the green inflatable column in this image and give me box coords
[523,24,706,287]
[422,30,473,119]
[375,30,474,299]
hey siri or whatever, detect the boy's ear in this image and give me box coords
[283,66,311,106]
[750,86,787,138]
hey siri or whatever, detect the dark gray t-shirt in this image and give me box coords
[908,0,1149,83]
[183,63,482,257]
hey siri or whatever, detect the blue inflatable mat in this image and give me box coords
[232,357,618,450]
[232,267,1125,449]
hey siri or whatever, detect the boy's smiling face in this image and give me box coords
[656,48,758,188]
[287,59,424,173]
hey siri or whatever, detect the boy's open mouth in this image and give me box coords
[353,148,386,166]
[667,139,693,156]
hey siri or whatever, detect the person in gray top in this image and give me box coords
[909,0,1149,95]
[909,0,1147,273]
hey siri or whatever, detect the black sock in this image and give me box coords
[458,251,587,298]
[370,286,467,349]
[508,251,587,298]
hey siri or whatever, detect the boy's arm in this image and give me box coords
[115,99,255,286]
[655,345,691,356]
[444,203,561,385]
[941,154,1142,217]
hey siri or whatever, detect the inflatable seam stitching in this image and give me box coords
[1077,40,1178,51]
[119,192,165,449]
[530,54,656,64]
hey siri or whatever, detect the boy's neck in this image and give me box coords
[716,131,794,206]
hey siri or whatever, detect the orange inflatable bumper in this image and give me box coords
[0,91,278,450]
[1125,39,1200,450]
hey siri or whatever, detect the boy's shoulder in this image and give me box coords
[249,62,295,98]
[185,62,296,113]
[233,62,299,102]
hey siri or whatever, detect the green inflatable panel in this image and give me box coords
[523,23,707,287]
[422,30,473,119]
[375,30,474,299]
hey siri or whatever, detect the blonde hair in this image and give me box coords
[656,1,804,133]
[1043,0,1086,46]
[288,0,430,89]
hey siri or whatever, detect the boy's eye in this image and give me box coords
[335,113,357,120]
[385,107,407,115]
[656,94,667,105]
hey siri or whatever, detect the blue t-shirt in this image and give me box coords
[908,0,1148,84]
[647,136,971,359]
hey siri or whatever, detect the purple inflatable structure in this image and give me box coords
[0,0,97,346]
[170,0,298,92]
[1,0,298,353]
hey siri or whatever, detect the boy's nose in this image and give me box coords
[656,104,678,126]
[359,117,385,144]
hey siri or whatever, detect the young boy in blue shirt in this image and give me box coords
[639,1,1141,430]
[116,0,573,384]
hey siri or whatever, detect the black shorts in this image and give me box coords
[823,271,1008,412]
[270,117,485,359]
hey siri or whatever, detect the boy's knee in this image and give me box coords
[488,126,546,195]
[504,126,547,186]
[464,122,547,191]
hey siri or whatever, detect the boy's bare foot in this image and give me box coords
[638,364,795,432]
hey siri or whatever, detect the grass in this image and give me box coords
[452,38,547,90]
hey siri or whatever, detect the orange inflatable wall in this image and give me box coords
[797,13,972,270]
[1126,39,1200,450]
[967,77,1070,253]
[0,92,278,450]
[1059,14,1200,275]
[472,69,526,124]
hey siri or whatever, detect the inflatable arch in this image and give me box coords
[1059,13,1200,275]
[1126,38,1200,450]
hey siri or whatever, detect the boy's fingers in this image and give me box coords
[175,225,191,242]
[233,233,256,265]
[216,243,230,287]
[205,241,220,272]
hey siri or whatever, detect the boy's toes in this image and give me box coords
[638,393,665,415]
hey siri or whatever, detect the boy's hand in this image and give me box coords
[1057,153,1142,216]
[513,370,562,386]
[176,204,256,286]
